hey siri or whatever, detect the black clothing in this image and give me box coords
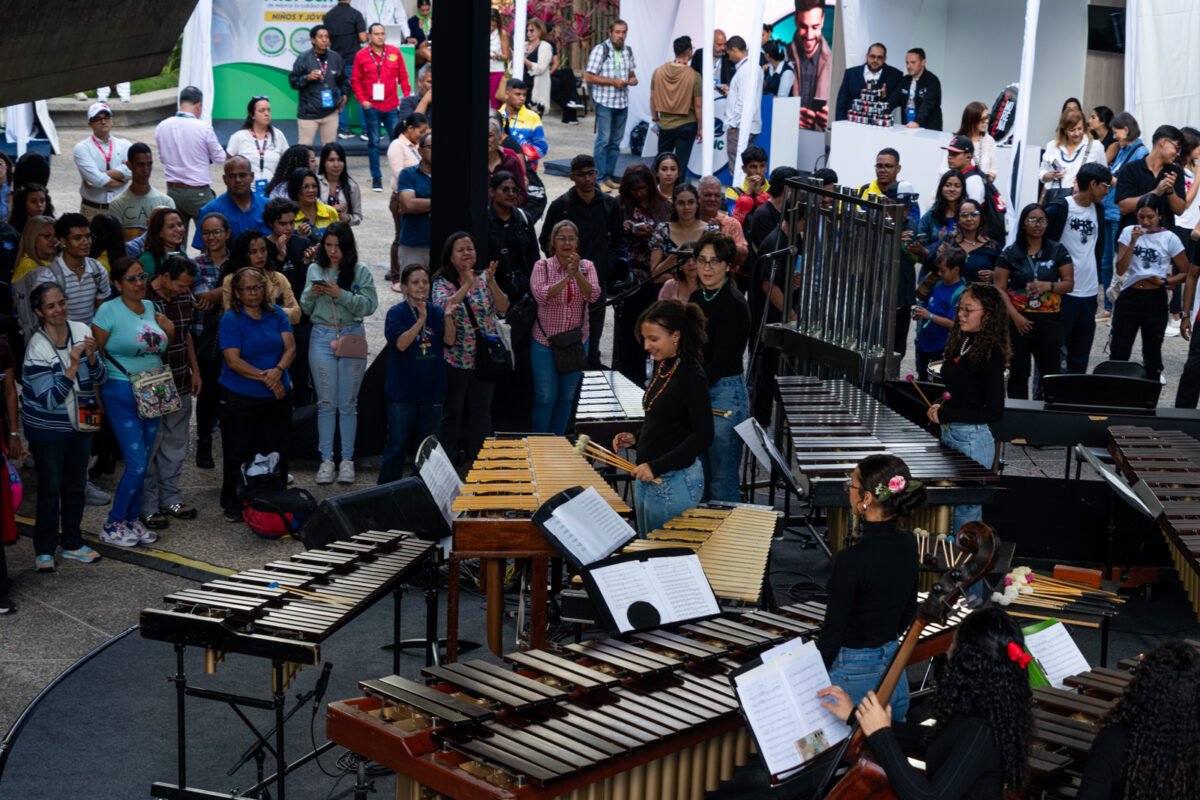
[689,282,749,384]
[886,70,943,131]
[753,227,791,326]
[487,206,540,300]
[748,200,783,251]
[637,356,713,477]
[1111,287,1169,383]
[817,517,918,667]
[996,241,1072,291]
[938,340,1006,424]
[868,716,1006,800]
[289,49,351,121]
[690,49,735,87]
[835,62,905,121]
[322,3,366,63]
[539,188,625,285]
[1075,725,1128,800]
[1115,158,1187,231]
[397,94,431,127]
[265,234,314,302]
[219,388,293,513]
[407,15,432,45]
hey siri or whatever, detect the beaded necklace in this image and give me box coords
[643,356,681,412]
[700,277,726,302]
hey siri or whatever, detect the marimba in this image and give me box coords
[776,376,998,553]
[574,370,645,445]
[1107,425,1200,621]
[448,437,632,658]
[140,530,434,800]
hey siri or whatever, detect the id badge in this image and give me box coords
[372,82,385,101]
[253,178,268,195]
[321,89,335,108]
[905,107,917,124]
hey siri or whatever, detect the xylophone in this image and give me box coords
[448,437,632,658]
[327,594,972,800]
[574,370,646,445]
[776,376,998,553]
[1106,425,1200,621]
[140,530,434,800]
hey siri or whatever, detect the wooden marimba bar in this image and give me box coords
[776,376,998,553]
[1107,425,1200,621]
[448,437,632,659]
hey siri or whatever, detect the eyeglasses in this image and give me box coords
[959,211,981,218]
[124,273,148,283]
[554,235,579,242]
[843,474,865,493]
[201,228,227,237]
[237,284,264,293]
[958,304,982,314]
[1025,217,1049,226]
[252,95,270,102]
[695,256,725,267]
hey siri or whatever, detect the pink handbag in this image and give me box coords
[330,298,368,359]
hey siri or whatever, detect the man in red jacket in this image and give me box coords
[352,23,412,192]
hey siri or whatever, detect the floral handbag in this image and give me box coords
[107,354,182,420]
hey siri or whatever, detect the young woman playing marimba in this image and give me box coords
[819,606,1034,799]
[818,453,924,721]
[1076,640,1200,800]
[612,300,714,535]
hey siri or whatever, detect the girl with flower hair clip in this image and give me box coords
[817,453,926,721]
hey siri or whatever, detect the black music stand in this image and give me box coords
[738,417,831,559]
[1041,373,1162,413]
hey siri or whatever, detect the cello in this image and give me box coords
[819,520,1000,799]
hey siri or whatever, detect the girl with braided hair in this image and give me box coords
[820,606,1035,798]
[1077,640,1200,800]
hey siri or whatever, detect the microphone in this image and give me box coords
[311,662,333,716]
[759,245,796,259]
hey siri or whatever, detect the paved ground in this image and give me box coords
[2,100,1197,738]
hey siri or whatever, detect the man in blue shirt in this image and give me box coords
[396,132,432,266]
[190,157,269,251]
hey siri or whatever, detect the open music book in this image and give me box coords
[581,549,720,634]
[535,486,636,569]
[417,440,462,529]
[1022,619,1090,689]
[731,639,851,783]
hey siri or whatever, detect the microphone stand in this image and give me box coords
[602,252,686,310]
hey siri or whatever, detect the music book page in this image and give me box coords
[734,640,850,780]
[587,553,719,633]
[419,444,462,527]
[547,486,635,566]
[1023,620,1090,689]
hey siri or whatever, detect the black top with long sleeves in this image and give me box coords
[689,281,749,384]
[868,716,1006,800]
[937,339,1006,425]
[636,356,713,476]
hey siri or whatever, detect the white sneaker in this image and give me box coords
[100,521,139,548]
[566,100,584,109]
[337,461,356,484]
[315,460,336,484]
[1166,318,1181,338]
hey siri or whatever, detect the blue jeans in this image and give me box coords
[593,104,628,181]
[380,400,442,484]
[100,380,160,524]
[310,323,367,461]
[940,421,993,535]
[1100,216,1117,311]
[703,375,749,502]
[362,107,400,182]
[633,457,704,535]
[830,641,910,722]
[338,61,354,133]
[531,338,587,435]
[30,433,93,555]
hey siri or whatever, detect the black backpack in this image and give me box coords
[965,168,1008,239]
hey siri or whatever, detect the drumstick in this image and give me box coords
[712,409,733,418]
[905,374,934,408]
[575,435,662,483]
[267,582,355,607]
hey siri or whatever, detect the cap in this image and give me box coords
[87,102,112,121]
[941,135,974,155]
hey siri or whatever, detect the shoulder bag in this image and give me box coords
[106,352,181,421]
[330,291,369,359]
[40,326,101,432]
[535,266,588,374]
[463,293,513,381]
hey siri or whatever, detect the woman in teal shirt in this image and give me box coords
[91,257,173,547]
[299,221,378,485]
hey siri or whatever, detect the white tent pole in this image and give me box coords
[732,0,767,187]
[1008,0,1041,243]
[701,0,716,178]
[1124,0,1138,120]
[511,1,528,80]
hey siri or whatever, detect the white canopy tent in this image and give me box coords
[1125,0,1200,137]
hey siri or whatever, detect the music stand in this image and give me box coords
[1041,373,1162,413]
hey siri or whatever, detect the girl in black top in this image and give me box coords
[612,300,713,535]
[818,453,923,721]
[820,606,1035,800]
[994,203,1074,399]
[927,283,1009,548]
[1077,640,1200,800]
[689,231,750,503]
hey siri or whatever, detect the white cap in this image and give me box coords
[87,102,112,121]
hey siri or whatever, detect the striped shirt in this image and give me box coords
[21,320,108,440]
[31,257,111,326]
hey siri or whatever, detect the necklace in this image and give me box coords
[643,357,681,412]
[701,278,726,302]
[954,337,972,363]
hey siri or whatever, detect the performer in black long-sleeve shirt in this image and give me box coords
[927,283,1008,537]
[613,300,714,534]
[689,231,750,502]
[818,453,923,721]
[819,606,1034,800]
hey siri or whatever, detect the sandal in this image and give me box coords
[164,503,198,520]
[141,512,170,530]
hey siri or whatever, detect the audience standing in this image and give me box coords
[155,87,225,244]
[352,23,410,192]
[318,143,362,226]
[586,19,638,191]
[192,212,229,469]
[107,143,176,239]
[290,25,351,148]
[225,96,290,194]
[138,207,188,276]
[396,132,433,267]
[1100,113,1149,315]
[724,36,763,174]
[1040,109,1107,201]
[191,157,270,252]
[73,103,131,222]
[322,0,367,139]
[290,168,340,241]
[651,36,703,172]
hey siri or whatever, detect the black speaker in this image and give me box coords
[298,477,448,549]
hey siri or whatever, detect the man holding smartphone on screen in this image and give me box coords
[791,0,832,131]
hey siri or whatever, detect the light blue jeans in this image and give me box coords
[633,457,704,535]
[310,323,367,462]
[830,641,910,722]
[100,380,160,525]
[593,104,628,181]
[703,376,749,503]
[531,338,587,435]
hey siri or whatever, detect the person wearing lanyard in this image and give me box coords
[154,87,227,245]
[72,103,131,222]
[225,96,290,194]
[289,25,350,149]
[352,23,411,193]
[318,142,362,225]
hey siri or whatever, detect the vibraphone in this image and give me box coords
[140,530,435,800]
[327,595,973,800]
[776,376,998,553]
[574,370,645,445]
[449,437,632,658]
[1107,425,1200,621]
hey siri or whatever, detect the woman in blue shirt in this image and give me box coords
[218,267,296,522]
[92,257,172,547]
[379,264,456,483]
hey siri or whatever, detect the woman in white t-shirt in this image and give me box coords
[226,97,289,193]
[939,101,997,181]
[1040,109,1106,199]
[1112,194,1189,382]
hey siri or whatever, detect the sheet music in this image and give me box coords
[651,556,721,621]
[419,444,462,528]
[733,640,850,779]
[587,553,718,633]
[587,560,663,633]
[1024,621,1091,689]
[547,486,635,566]
[736,417,772,471]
